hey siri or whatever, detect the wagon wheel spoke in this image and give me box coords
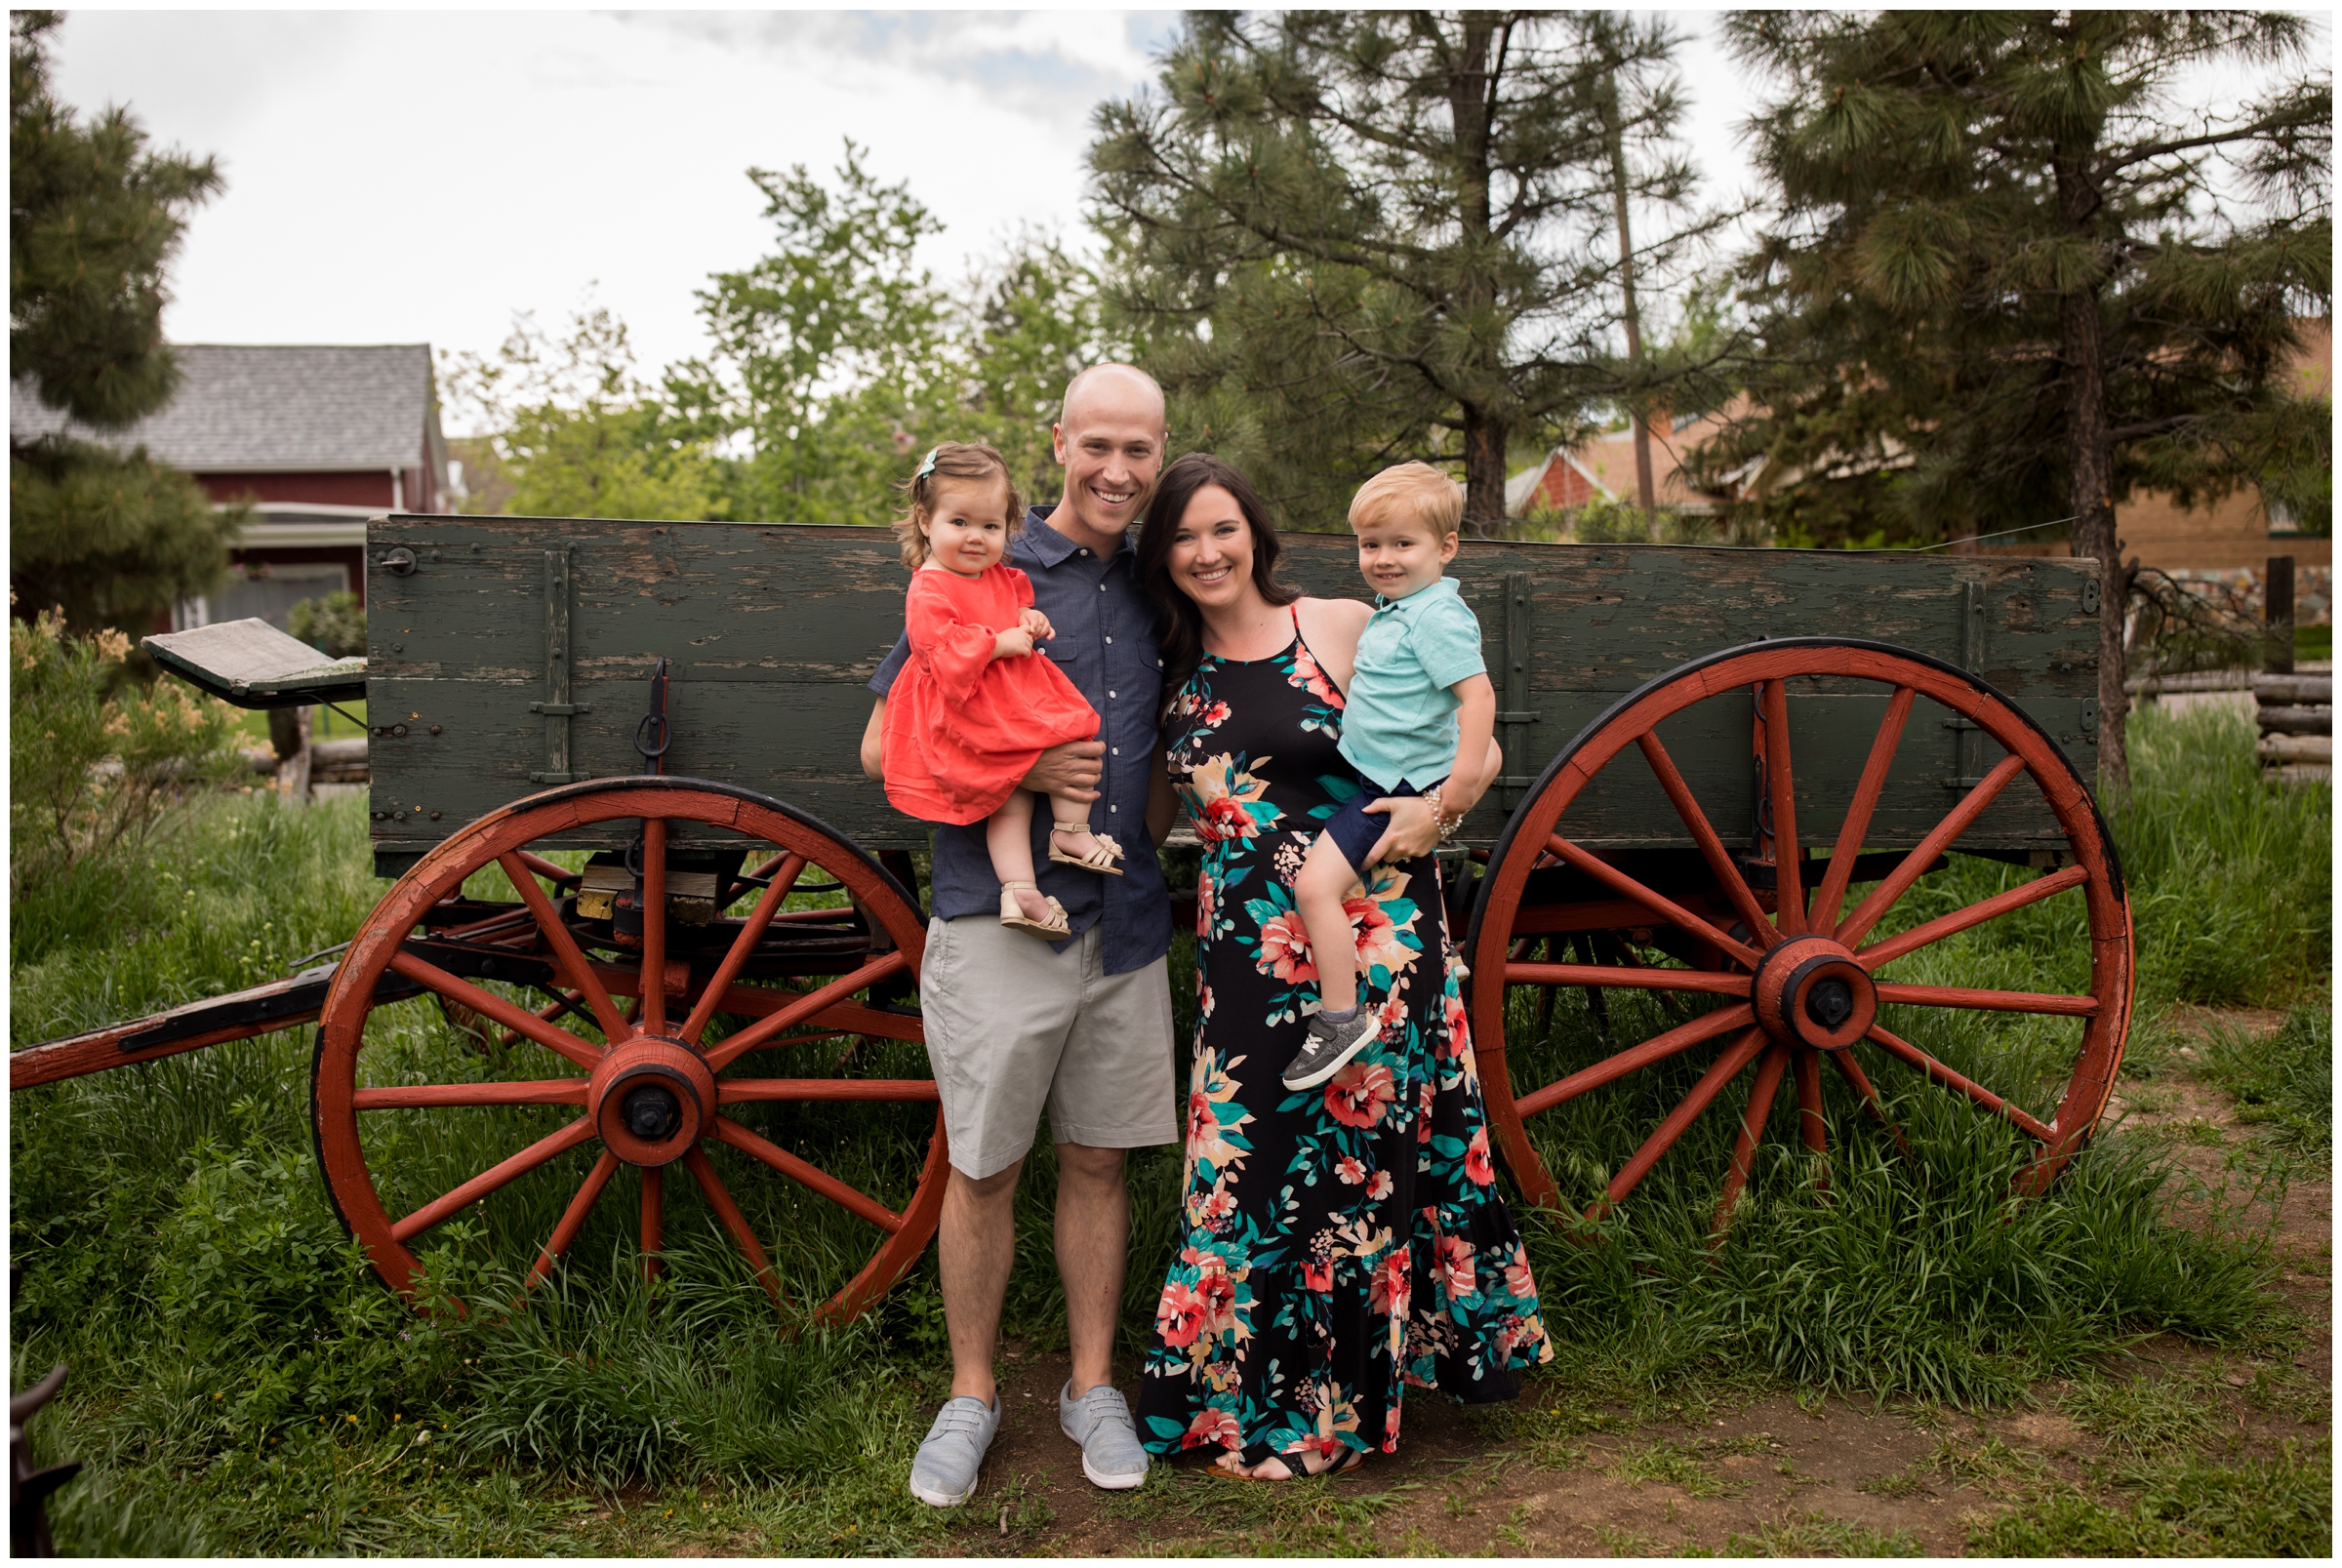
[1712,1042,1791,1234]
[439,906,539,943]
[716,1078,941,1106]
[1874,983,2100,1017]
[680,1145,783,1306]
[1826,1048,1912,1156]
[709,1115,906,1232]
[1836,753,2028,947]
[1541,832,1762,969]
[1517,1003,1756,1118]
[1635,730,1776,945]
[1856,864,2090,970]
[1759,678,1808,935]
[388,1115,598,1243]
[515,850,583,887]
[529,1150,621,1285]
[1809,686,1916,932]
[637,818,669,1036]
[678,854,806,1048]
[387,950,603,1071]
[1793,1049,1829,1187]
[498,851,631,1043]
[701,951,910,1073]
[1506,960,1749,999]
[641,1165,664,1282]
[1590,1028,1768,1218]
[353,1079,588,1109]
[1865,1024,2055,1143]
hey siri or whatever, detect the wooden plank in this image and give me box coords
[364,516,2100,863]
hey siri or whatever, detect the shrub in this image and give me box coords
[287,591,366,658]
[9,607,240,894]
[1572,493,1653,543]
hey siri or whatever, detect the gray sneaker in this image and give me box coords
[908,1394,999,1507]
[1283,1006,1381,1090]
[1059,1380,1149,1490]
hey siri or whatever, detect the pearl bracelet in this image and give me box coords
[1421,785,1469,842]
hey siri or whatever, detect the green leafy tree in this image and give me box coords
[1708,10,2330,786]
[954,232,1114,507]
[1092,10,1725,530]
[9,10,239,629]
[675,141,954,526]
[440,304,723,522]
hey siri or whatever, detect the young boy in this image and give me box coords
[1283,462,1496,1092]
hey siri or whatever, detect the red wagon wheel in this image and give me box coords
[1465,638,2132,1228]
[313,777,946,1326]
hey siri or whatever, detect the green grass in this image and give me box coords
[7,699,2326,1553]
[2195,1004,2333,1153]
[1965,1442,2331,1556]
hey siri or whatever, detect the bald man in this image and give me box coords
[862,365,1177,1506]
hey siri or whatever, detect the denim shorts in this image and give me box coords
[1322,775,1443,873]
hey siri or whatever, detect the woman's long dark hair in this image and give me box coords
[1135,453,1300,710]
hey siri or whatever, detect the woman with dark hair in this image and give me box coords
[1131,453,1549,1480]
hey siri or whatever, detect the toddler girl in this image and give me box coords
[880,442,1126,937]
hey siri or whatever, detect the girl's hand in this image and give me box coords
[992,625,1036,661]
[1362,795,1440,864]
[1021,608,1055,640]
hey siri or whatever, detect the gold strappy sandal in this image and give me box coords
[1048,821,1126,876]
[999,880,1071,938]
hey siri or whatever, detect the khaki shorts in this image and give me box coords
[919,914,1178,1180]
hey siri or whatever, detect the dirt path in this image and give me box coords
[923,1007,2331,1557]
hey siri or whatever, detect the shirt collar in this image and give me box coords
[1017,504,1137,571]
[1372,575,1460,614]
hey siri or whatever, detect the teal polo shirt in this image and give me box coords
[1337,576,1487,790]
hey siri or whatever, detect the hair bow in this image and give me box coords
[915,447,940,479]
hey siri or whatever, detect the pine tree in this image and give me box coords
[9,10,237,630]
[1092,11,1722,531]
[1710,10,2330,787]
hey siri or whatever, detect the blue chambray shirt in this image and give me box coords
[869,504,1171,977]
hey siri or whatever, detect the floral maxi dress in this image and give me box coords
[1137,611,1552,1469]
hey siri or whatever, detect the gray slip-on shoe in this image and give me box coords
[1060,1380,1149,1490]
[909,1394,1000,1507]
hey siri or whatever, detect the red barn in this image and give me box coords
[11,343,451,629]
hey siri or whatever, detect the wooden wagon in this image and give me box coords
[13,514,2130,1324]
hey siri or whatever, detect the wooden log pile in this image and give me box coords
[2256,555,2329,784]
[2255,673,2331,780]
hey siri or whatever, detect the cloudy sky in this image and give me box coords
[43,11,1777,431]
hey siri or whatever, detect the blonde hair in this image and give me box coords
[891,441,1023,568]
[1349,461,1464,538]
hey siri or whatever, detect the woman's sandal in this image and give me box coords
[1048,821,1126,876]
[999,880,1071,938]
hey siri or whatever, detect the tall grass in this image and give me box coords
[6,703,2323,1549]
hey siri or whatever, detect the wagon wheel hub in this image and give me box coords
[1750,935,1875,1052]
[588,1036,715,1166]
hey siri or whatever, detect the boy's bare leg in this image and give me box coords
[1046,787,1105,863]
[1296,830,1361,1015]
[988,792,1051,924]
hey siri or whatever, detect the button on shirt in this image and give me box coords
[870,506,1170,976]
[1338,576,1487,791]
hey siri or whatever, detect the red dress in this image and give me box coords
[882,564,1101,825]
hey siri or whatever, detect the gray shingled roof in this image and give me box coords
[10,343,436,470]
